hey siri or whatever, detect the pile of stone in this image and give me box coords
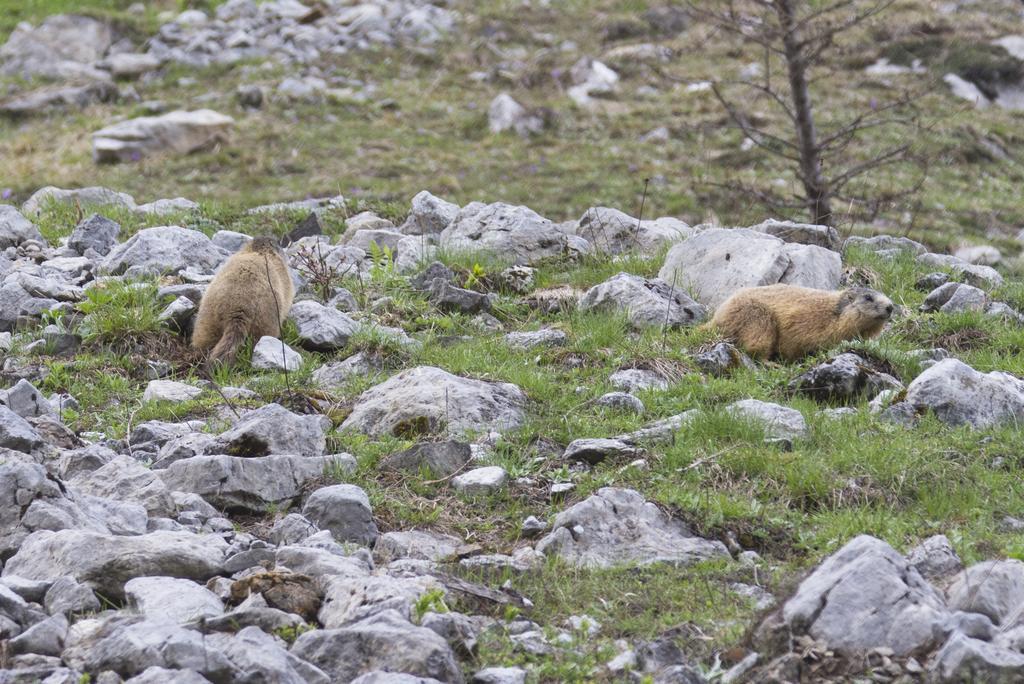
[149,0,458,68]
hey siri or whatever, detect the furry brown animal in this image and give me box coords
[191,236,295,368]
[708,284,893,361]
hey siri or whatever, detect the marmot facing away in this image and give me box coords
[709,284,893,361]
[192,236,295,368]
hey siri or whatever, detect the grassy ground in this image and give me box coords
[3,0,1024,257]
[20,197,1024,680]
[5,0,1024,680]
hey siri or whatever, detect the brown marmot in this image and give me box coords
[708,284,893,361]
[192,236,295,368]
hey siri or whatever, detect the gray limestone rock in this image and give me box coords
[0,206,45,249]
[215,403,329,457]
[905,358,1024,428]
[451,466,508,495]
[124,576,224,624]
[381,441,472,479]
[288,299,361,352]
[342,366,527,438]
[251,336,302,371]
[440,202,570,266]
[535,487,728,568]
[401,191,460,235]
[755,535,948,656]
[68,214,120,256]
[160,454,348,513]
[577,206,693,255]
[291,609,463,683]
[658,228,840,308]
[100,226,229,278]
[302,484,379,546]
[3,530,227,601]
[92,109,234,163]
[579,272,706,329]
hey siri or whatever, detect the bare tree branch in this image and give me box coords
[690,0,926,226]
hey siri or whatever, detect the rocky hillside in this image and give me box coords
[1,1,1024,684]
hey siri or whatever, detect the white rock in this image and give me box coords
[726,399,808,440]
[143,380,202,403]
[100,226,229,278]
[579,272,706,329]
[2,530,227,601]
[944,73,989,108]
[136,197,200,216]
[440,202,570,266]
[104,52,161,78]
[488,93,543,136]
[451,466,508,495]
[401,191,459,235]
[251,336,302,371]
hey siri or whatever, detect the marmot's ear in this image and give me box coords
[836,289,855,312]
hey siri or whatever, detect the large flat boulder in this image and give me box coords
[0,81,118,117]
[658,228,840,308]
[341,366,527,438]
[1,457,100,559]
[159,454,348,513]
[70,456,175,518]
[21,186,136,215]
[748,218,840,250]
[2,530,228,600]
[92,109,234,163]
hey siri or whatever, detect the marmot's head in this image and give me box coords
[242,235,285,257]
[836,287,894,331]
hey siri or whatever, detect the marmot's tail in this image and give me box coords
[208,318,246,369]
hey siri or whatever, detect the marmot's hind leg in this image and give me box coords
[733,302,779,359]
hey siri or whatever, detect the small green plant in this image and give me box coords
[273,623,315,644]
[463,262,487,290]
[77,279,165,350]
[40,308,66,329]
[367,241,398,284]
[413,588,449,623]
